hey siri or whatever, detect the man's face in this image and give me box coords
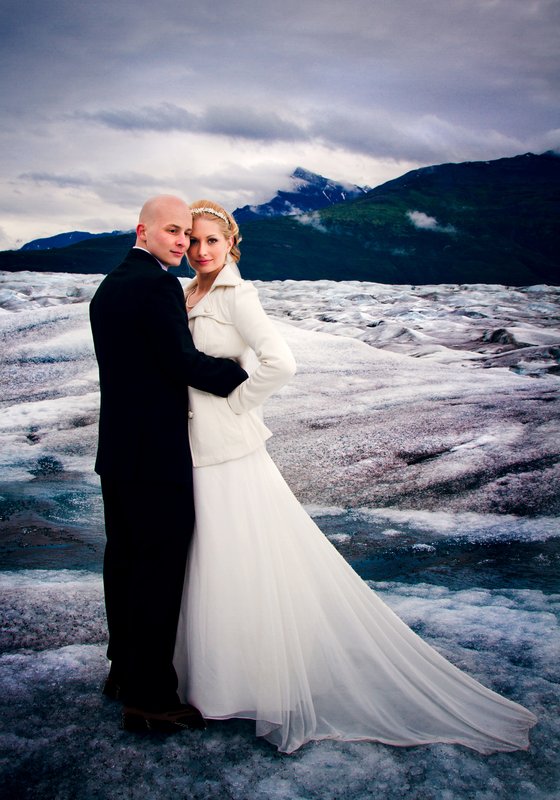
[136,199,192,267]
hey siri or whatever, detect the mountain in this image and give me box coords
[233,167,367,221]
[234,152,559,284]
[16,167,364,252]
[1,153,558,284]
[21,230,126,251]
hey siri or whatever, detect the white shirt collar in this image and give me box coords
[133,245,168,271]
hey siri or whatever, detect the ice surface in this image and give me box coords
[0,570,558,800]
[1,271,559,512]
[0,272,559,798]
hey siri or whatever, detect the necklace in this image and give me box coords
[186,287,208,310]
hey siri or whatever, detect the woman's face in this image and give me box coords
[187,217,233,277]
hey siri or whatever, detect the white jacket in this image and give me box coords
[186,262,297,466]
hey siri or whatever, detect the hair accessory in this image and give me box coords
[191,207,229,224]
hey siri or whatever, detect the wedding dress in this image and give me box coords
[173,445,537,754]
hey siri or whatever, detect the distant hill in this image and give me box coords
[20,230,127,251]
[1,232,135,273]
[1,153,558,284]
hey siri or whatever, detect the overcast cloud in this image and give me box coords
[0,0,558,247]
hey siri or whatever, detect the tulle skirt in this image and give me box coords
[173,446,537,754]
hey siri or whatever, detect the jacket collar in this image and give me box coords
[186,260,242,318]
[186,259,242,290]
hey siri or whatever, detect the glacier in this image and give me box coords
[0,271,558,799]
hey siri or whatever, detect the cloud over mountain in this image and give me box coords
[407,211,456,234]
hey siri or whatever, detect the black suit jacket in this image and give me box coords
[89,248,247,482]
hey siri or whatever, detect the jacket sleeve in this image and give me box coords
[146,271,248,397]
[227,282,296,414]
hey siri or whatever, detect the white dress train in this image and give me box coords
[173,446,537,754]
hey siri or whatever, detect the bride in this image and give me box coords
[173,199,537,754]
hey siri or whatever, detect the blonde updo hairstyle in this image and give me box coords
[189,199,242,263]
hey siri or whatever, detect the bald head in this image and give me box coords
[135,195,193,267]
[138,194,189,226]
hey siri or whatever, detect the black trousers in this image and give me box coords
[100,476,195,709]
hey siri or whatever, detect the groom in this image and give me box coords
[89,195,247,733]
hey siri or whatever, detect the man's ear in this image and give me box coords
[136,223,146,241]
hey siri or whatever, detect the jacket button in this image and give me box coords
[187,411,194,419]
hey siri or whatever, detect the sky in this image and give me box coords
[0,0,558,248]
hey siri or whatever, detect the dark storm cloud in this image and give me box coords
[18,172,94,189]
[76,106,200,134]
[18,170,164,199]
[77,104,307,141]
[308,109,523,163]
[2,3,556,111]
[202,107,306,142]
[1,0,558,156]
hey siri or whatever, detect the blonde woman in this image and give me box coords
[173,199,536,754]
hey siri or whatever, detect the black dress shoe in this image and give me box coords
[121,703,207,733]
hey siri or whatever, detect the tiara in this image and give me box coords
[191,206,229,224]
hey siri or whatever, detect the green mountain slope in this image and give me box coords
[313,151,559,285]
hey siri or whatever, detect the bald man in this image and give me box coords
[89,196,247,733]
